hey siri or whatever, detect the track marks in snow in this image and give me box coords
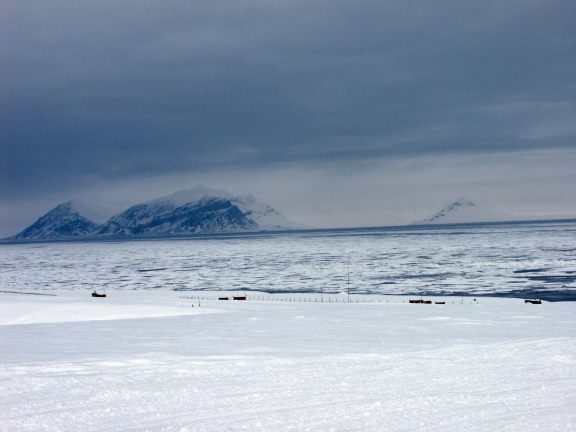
[1,340,575,431]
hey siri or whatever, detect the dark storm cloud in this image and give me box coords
[1,0,575,198]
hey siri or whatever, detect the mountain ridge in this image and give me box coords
[414,198,511,225]
[6,187,301,241]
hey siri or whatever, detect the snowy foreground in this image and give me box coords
[1,291,575,431]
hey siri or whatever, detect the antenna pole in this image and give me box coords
[347,263,350,303]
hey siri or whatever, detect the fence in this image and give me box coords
[178,294,477,305]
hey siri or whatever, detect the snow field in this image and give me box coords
[0,299,216,326]
[1,291,575,431]
[3,342,575,432]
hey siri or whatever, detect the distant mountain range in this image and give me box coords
[6,186,302,241]
[6,192,564,242]
[413,198,511,225]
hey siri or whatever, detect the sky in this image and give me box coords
[1,0,575,236]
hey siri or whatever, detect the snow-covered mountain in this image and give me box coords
[97,196,256,236]
[8,201,100,240]
[230,194,303,231]
[6,187,301,241]
[97,187,300,236]
[414,198,510,225]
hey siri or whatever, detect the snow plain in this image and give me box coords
[1,290,575,431]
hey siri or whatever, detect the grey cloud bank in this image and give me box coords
[1,0,575,236]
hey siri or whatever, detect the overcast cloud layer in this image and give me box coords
[1,0,575,235]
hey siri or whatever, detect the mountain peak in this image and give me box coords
[147,186,232,207]
[415,198,508,225]
[451,198,475,207]
[9,201,99,240]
